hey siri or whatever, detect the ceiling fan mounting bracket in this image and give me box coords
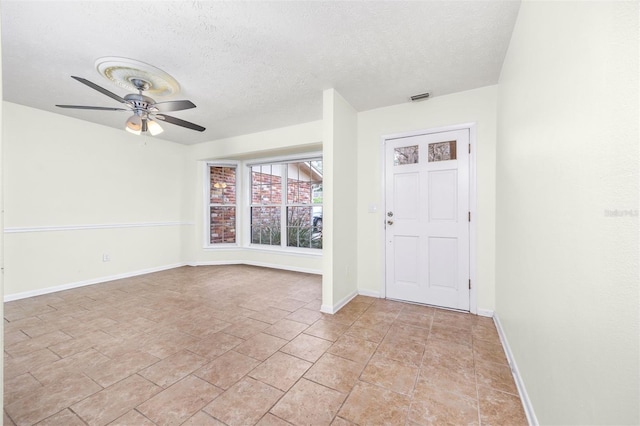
[130,78,151,92]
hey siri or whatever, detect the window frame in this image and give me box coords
[244,152,323,255]
[204,161,240,249]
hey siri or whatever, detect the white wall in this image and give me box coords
[322,89,358,312]
[0,18,5,414]
[184,120,324,274]
[496,1,639,424]
[356,86,498,311]
[3,103,188,297]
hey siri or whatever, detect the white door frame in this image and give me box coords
[379,123,478,314]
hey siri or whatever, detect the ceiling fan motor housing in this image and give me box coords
[124,93,157,112]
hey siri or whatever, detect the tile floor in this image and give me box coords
[3,265,528,425]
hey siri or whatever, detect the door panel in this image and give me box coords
[428,170,457,221]
[385,129,470,311]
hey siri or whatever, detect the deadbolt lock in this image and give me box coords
[387,211,394,217]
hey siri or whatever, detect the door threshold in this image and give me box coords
[385,297,470,314]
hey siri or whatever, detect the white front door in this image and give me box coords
[385,129,470,311]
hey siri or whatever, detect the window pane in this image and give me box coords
[287,161,322,204]
[252,166,282,204]
[428,141,457,162]
[210,207,236,244]
[394,145,419,166]
[210,166,236,204]
[287,206,322,249]
[251,207,281,245]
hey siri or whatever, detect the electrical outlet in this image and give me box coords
[102,254,111,262]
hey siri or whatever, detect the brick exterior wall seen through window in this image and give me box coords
[210,166,236,244]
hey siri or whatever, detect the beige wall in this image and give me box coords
[322,89,358,312]
[356,86,498,312]
[3,103,188,296]
[496,1,639,424]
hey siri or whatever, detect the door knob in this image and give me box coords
[387,220,394,225]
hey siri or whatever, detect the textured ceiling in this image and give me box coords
[1,1,520,145]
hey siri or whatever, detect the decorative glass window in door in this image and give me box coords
[394,145,419,165]
[428,141,457,162]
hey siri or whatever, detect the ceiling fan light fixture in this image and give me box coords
[125,114,142,135]
[147,118,164,136]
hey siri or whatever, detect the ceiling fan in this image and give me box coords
[56,76,206,135]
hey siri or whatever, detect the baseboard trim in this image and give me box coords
[4,263,187,302]
[477,308,494,318]
[493,313,538,426]
[321,290,358,314]
[357,289,381,298]
[189,260,321,275]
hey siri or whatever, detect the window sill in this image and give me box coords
[245,244,323,258]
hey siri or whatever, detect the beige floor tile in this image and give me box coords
[186,332,244,359]
[194,350,261,389]
[285,308,323,325]
[344,324,388,344]
[108,410,156,426]
[222,317,271,339]
[475,360,518,394]
[181,411,226,425]
[36,408,86,426]
[256,413,293,425]
[473,338,509,365]
[330,416,356,426]
[409,382,479,425]
[338,381,411,425]
[327,335,377,364]
[137,375,222,426]
[86,350,160,387]
[304,320,349,342]
[422,338,475,371]
[303,352,363,393]
[268,298,308,312]
[6,374,102,425]
[4,373,44,405]
[4,330,31,346]
[360,354,419,395]
[71,374,161,426]
[204,377,283,426]
[249,307,292,325]
[418,363,477,400]
[3,266,526,426]
[5,331,73,358]
[429,322,474,346]
[249,351,312,391]
[375,335,425,366]
[263,319,309,341]
[4,349,61,379]
[387,322,430,344]
[270,378,346,426]
[396,311,433,329]
[234,333,288,361]
[140,331,201,359]
[137,349,207,388]
[280,333,333,363]
[478,386,528,426]
[175,318,231,339]
[472,322,501,343]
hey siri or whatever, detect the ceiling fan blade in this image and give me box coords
[71,76,126,104]
[56,104,128,111]
[153,100,196,112]
[154,114,206,132]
